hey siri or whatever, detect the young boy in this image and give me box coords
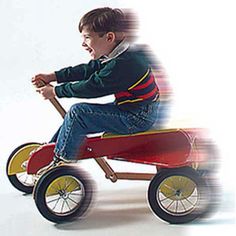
[32,7,160,162]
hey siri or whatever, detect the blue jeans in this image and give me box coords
[51,102,159,160]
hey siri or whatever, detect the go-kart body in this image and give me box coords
[26,128,204,176]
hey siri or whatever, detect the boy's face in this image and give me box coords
[81,26,116,59]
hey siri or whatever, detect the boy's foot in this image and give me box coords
[36,156,65,176]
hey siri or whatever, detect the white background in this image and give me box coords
[0,0,235,235]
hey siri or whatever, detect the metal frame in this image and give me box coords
[94,157,156,182]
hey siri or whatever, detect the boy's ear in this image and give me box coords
[106,32,116,43]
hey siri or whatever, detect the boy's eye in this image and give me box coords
[81,35,90,40]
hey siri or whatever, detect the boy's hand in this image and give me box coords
[32,73,57,88]
[36,84,56,100]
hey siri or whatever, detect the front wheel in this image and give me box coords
[33,165,94,223]
[148,167,210,224]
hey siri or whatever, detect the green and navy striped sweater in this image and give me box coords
[55,45,159,110]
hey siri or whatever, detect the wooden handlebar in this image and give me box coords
[49,97,66,118]
[36,80,66,118]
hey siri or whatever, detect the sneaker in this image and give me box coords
[36,156,64,176]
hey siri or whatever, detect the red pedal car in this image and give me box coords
[6,97,219,224]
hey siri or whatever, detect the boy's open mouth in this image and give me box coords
[85,47,93,55]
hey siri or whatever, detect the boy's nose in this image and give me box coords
[82,41,87,47]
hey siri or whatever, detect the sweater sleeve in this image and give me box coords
[54,58,147,98]
[55,59,101,83]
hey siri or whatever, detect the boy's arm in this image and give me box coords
[54,59,148,98]
[55,59,101,83]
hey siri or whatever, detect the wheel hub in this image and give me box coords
[175,189,182,198]
[58,190,69,199]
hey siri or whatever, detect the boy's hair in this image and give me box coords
[79,7,129,36]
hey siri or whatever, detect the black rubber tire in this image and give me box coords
[6,142,40,194]
[148,166,210,224]
[34,165,93,223]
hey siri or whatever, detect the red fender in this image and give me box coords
[27,143,55,174]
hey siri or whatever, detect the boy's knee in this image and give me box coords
[69,103,90,116]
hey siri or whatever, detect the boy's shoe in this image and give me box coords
[36,156,65,176]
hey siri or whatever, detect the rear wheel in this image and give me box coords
[148,167,211,224]
[6,142,41,194]
[34,165,93,223]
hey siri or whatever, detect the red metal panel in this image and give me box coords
[27,129,198,174]
[79,130,192,167]
[27,143,55,174]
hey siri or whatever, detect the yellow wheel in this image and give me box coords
[148,167,210,224]
[6,142,41,193]
[34,166,93,223]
